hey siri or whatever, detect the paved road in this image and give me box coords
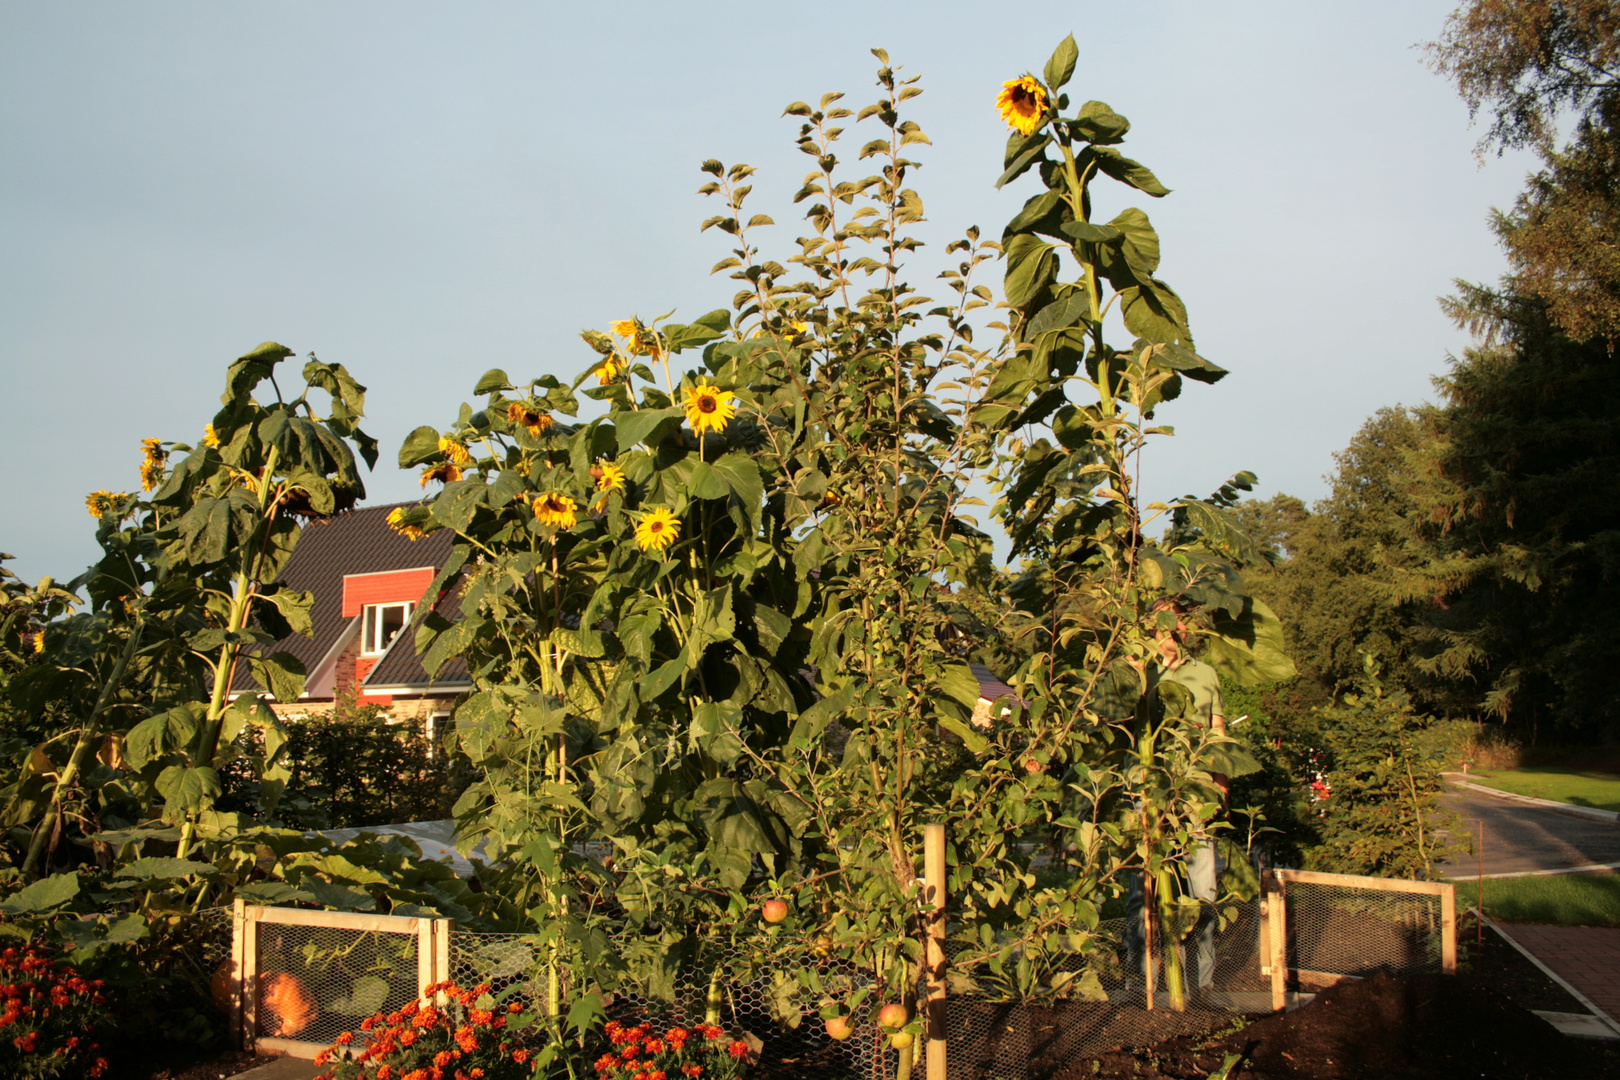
[1437,786,1620,878]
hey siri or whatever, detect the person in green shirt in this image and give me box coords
[1127,601,1228,993]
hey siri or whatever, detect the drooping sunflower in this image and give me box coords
[594,461,627,493]
[505,402,553,438]
[138,438,167,492]
[635,507,681,552]
[84,490,126,518]
[386,506,426,541]
[420,462,463,487]
[533,492,578,530]
[996,75,1049,136]
[593,356,626,385]
[611,318,660,357]
[684,383,737,437]
[438,436,472,465]
[202,424,220,448]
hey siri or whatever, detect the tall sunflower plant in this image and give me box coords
[976,38,1295,1010]
[398,36,1294,1047]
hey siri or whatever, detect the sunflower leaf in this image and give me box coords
[1044,36,1078,92]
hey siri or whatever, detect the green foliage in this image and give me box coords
[1482,869,1620,926]
[1301,658,1458,879]
[221,700,466,829]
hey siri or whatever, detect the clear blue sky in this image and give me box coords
[0,1,1533,586]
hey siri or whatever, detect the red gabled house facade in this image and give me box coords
[234,504,466,733]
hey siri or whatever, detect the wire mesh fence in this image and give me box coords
[230,870,1455,1078]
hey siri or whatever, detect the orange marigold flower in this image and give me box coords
[507,1001,524,1014]
[647,1071,665,1080]
[666,1027,689,1043]
[90,1059,109,1079]
[315,1049,332,1066]
[644,1038,665,1055]
[337,1031,355,1045]
[400,1028,419,1047]
[469,1009,494,1025]
[727,1040,749,1059]
[512,1048,530,1064]
[435,1051,455,1067]
[378,1068,395,1080]
[596,1055,621,1072]
[682,1066,703,1078]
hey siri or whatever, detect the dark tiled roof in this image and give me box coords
[231,503,454,696]
[364,617,469,689]
[970,662,1019,705]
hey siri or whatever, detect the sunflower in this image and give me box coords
[594,461,627,493]
[996,75,1049,136]
[438,436,472,465]
[31,631,44,655]
[684,383,738,437]
[593,356,626,385]
[84,490,126,518]
[611,318,660,357]
[420,462,463,487]
[533,492,578,530]
[635,507,681,552]
[506,402,553,438]
[202,424,220,448]
[139,438,167,492]
[387,506,426,541]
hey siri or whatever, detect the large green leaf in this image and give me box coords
[399,425,442,468]
[612,407,682,449]
[0,872,80,914]
[124,703,204,769]
[250,651,307,704]
[1204,598,1297,686]
[1005,234,1058,309]
[155,766,223,818]
[116,857,218,880]
[1090,147,1169,196]
[1043,35,1077,91]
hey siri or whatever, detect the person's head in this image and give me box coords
[1149,598,1197,667]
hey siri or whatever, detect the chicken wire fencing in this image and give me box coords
[226,869,1455,1079]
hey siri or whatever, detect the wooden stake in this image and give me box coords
[1267,878,1287,1012]
[230,899,246,1048]
[923,823,947,1080]
[1440,883,1457,976]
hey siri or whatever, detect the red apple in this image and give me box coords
[761,898,790,924]
[876,1003,909,1031]
[824,1015,853,1041]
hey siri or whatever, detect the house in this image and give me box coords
[235,503,465,740]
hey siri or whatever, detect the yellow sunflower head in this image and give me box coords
[684,383,738,437]
[420,462,463,488]
[138,438,168,491]
[31,630,45,655]
[387,506,426,541]
[506,402,553,438]
[610,318,660,357]
[996,75,1049,137]
[202,424,220,449]
[635,507,681,552]
[438,436,472,465]
[609,318,639,338]
[84,490,125,518]
[593,461,627,493]
[593,356,627,385]
[532,492,579,530]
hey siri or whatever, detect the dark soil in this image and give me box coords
[120,1043,276,1080]
[1045,973,1619,1080]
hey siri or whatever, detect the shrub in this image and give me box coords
[0,946,110,1080]
[314,980,553,1080]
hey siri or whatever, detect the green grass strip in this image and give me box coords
[1482,871,1620,928]
[1462,767,1620,813]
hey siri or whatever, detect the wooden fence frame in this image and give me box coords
[229,899,456,1059]
[1260,869,1456,1011]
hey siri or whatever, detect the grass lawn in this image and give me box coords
[1481,871,1620,927]
[1461,766,1620,813]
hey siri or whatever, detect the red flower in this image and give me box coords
[508,1001,524,1014]
[682,1066,703,1078]
[337,1031,355,1046]
[90,1058,109,1078]
[596,1054,622,1073]
[455,1025,478,1053]
[644,1038,665,1055]
[512,1048,531,1064]
[15,1030,39,1052]
[727,1041,749,1059]
[667,1027,689,1045]
[435,1050,455,1067]
[470,1008,494,1025]
[314,1050,332,1066]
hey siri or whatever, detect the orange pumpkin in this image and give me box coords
[259,971,317,1037]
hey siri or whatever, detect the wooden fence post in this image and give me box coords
[1267,878,1287,1012]
[241,906,261,1051]
[230,898,246,1048]
[1440,883,1456,976]
[924,822,947,1080]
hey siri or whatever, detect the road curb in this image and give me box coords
[1443,775,1620,825]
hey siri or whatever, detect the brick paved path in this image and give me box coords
[1498,923,1620,1024]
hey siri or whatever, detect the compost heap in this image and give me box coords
[1045,972,1614,1080]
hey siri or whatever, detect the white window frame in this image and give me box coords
[426,712,451,761]
[361,601,412,657]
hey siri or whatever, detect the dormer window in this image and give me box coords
[361,602,411,656]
